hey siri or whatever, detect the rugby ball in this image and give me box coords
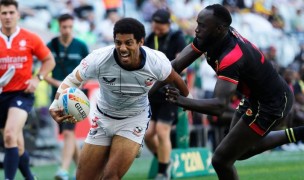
[58,87,90,121]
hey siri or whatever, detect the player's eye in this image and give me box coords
[115,41,121,46]
[126,41,133,46]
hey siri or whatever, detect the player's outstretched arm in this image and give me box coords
[166,79,237,116]
[149,45,201,97]
[171,44,202,74]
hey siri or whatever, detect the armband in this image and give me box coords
[49,99,59,110]
[57,69,82,93]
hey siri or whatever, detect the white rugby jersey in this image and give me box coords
[78,45,172,118]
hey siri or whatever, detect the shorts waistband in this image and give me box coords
[96,105,127,120]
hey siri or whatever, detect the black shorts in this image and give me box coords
[0,91,34,128]
[59,122,76,134]
[237,89,294,136]
[150,100,178,125]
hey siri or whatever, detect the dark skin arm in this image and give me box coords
[149,44,202,97]
[166,79,237,116]
[171,44,202,73]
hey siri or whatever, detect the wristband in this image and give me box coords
[57,86,65,94]
[186,93,193,99]
[49,99,59,110]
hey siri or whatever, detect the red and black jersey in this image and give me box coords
[192,27,288,101]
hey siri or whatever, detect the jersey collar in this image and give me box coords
[113,47,146,71]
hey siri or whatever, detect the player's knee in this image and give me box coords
[62,130,75,139]
[144,129,154,140]
[156,124,170,137]
[3,129,17,146]
[211,153,230,170]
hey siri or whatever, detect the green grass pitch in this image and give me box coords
[1,150,304,179]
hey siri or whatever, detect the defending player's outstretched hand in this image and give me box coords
[165,86,181,104]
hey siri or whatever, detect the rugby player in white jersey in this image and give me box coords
[49,17,190,180]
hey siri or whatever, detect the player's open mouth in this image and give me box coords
[120,53,130,61]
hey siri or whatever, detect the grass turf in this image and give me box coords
[1,150,304,180]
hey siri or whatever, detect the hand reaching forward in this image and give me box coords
[165,87,182,104]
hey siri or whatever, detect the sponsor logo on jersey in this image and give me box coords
[19,39,27,50]
[103,77,116,85]
[246,108,253,116]
[145,78,154,86]
[133,126,143,137]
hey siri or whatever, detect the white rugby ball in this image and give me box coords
[58,87,90,121]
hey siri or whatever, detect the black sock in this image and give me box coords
[289,126,304,142]
[4,147,19,180]
[285,127,304,143]
[158,162,169,175]
[19,151,33,179]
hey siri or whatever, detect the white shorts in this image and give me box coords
[85,106,150,146]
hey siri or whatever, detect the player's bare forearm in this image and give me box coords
[166,79,237,116]
[166,87,226,115]
[171,45,202,74]
[177,96,227,116]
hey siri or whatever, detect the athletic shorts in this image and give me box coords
[237,89,294,136]
[59,122,76,134]
[85,106,150,146]
[0,91,34,128]
[150,101,178,125]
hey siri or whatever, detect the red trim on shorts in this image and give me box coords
[249,122,266,136]
[218,76,238,84]
[191,43,202,54]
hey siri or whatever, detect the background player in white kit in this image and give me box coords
[49,17,190,180]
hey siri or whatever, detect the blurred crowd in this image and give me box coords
[16,0,304,152]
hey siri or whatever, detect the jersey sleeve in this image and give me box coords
[155,51,172,81]
[77,51,98,80]
[191,37,204,53]
[31,33,51,60]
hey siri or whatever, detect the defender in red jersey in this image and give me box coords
[0,1,55,180]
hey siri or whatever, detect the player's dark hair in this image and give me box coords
[0,0,18,9]
[58,13,74,23]
[206,4,232,27]
[113,18,146,43]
